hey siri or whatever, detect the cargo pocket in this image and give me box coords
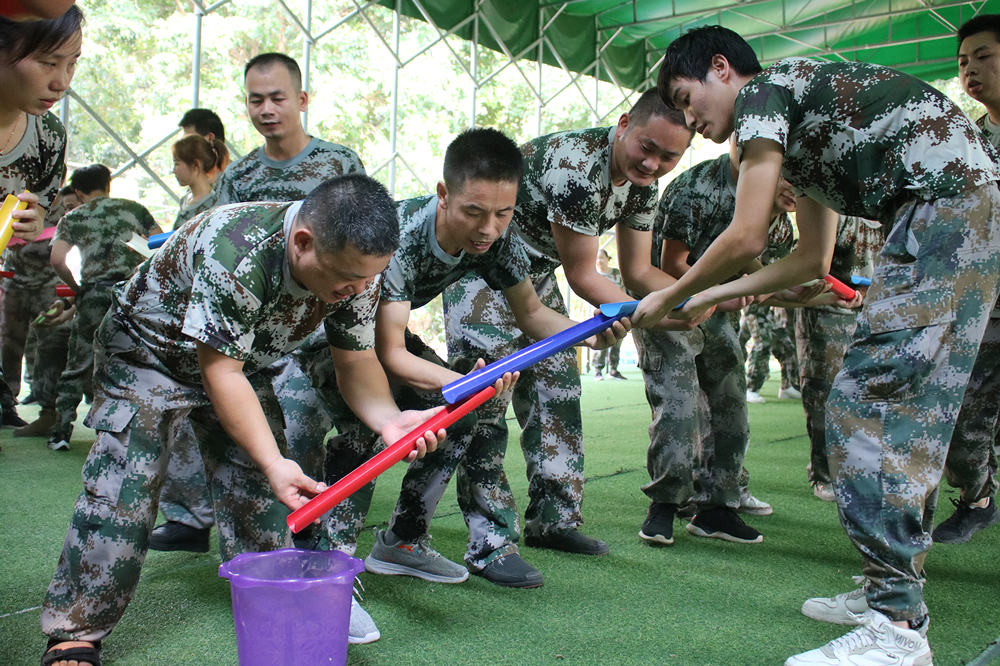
[81,398,140,510]
[853,288,955,402]
[634,331,663,374]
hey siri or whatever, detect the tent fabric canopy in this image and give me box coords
[380,0,1000,88]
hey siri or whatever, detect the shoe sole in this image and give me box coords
[364,555,469,583]
[685,523,763,544]
[473,570,545,589]
[47,442,70,452]
[736,506,773,516]
[638,530,674,546]
[348,629,381,644]
[523,538,610,556]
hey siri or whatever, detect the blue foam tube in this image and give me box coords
[850,276,872,287]
[441,300,639,404]
[148,230,175,249]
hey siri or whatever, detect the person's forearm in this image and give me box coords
[51,261,80,292]
[619,263,677,298]
[334,351,404,435]
[698,249,828,307]
[380,346,463,392]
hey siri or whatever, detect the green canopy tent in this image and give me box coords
[380,0,1000,88]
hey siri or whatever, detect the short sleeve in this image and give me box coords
[734,77,797,154]
[182,254,262,360]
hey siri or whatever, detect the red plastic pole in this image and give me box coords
[55,284,75,298]
[823,275,856,300]
[286,385,498,533]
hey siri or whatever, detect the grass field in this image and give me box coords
[2,369,998,665]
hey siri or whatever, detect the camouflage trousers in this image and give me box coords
[591,339,622,373]
[42,313,293,643]
[826,183,1000,621]
[157,419,215,529]
[632,310,748,507]
[943,314,1000,502]
[308,331,487,563]
[54,282,114,434]
[0,278,70,406]
[743,304,798,392]
[794,308,858,485]
[443,272,584,552]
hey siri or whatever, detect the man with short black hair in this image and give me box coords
[178,107,226,143]
[215,52,363,204]
[46,164,160,451]
[40,174,445,665]
[643,24,1000,666]
[444,89,698,558]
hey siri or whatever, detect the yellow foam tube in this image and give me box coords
[0,193,30,255]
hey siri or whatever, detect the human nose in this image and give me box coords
[684,109,696,129]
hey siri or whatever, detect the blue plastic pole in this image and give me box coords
[148,230,175,249]
[441,300,639,404]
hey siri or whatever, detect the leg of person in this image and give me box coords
[744,304,769,401]
[150,418,215,552]
[794,308,856,502]
[0,279,45,398]
[22,319,40,400]
[12,316,69,437]
[632,325,700,547]
[773,308,802,398]
[592,346,607,380]
[41,339,205,664]
[511,274,605,555]
[688,312,764,543]
[790,185,1000,665]
[366,330,473,584]
[442,276,542,585]
[934,313,1000,543]
[607,339,626,379]
[49,285,115,450]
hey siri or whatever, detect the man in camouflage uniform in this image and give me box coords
[591,248,626,380]
[151,51,365,553]
[46,164,161,451]
[0,103,67,428]
[635,143,799,547]
[795,216,882,502]
[924,15,1000,544]
[650,25,1000,665]
[443,90,695,556]
[40,175,444,663]
[4,186,75,437]
[742,303,798,400]
[357,128,625,589]
[214,52,364,206]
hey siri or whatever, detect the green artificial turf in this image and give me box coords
[2,370,998,665]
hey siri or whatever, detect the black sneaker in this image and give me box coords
[932,497,1000,544]
[685,506,763,544]
[46,430,71,451]
[639,502,676,545]
[2,408,28,428]
[149,521,211,553]
[524,527,610,555]
[474,553,544,588]
[608,370,627,380]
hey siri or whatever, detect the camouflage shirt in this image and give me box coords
[215,137,366,205]
[112,201,380,385]
[654,154,793,269]
[515,126,658,278]
[598,266,623,289]
[735,58,999,221]
[975,113,1000,317]
[0,113,66,281]
[383,195,530,308]
[173,189,218,230]
[53,196,160,289]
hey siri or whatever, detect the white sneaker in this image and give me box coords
[349,594,380,644]
[812,483,836,502]
[779,386,802,400]
[801,576,870,624]
[737,494,773,516]
[746,390,766,404]
[785,609,932,666]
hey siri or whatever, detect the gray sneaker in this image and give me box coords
[801,576,870,625]
[349,588,380,644]
[364,529,469,583]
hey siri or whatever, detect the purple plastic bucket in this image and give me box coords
[219,548,365,666]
